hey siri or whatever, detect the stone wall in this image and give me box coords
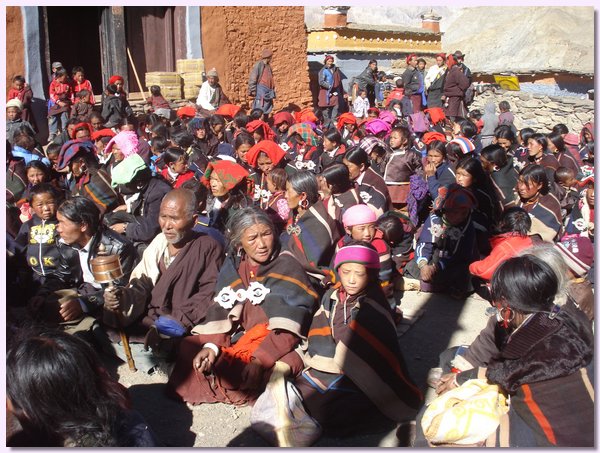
[470,89,594,134]
[6,7,25,93]
[201,6,312,111]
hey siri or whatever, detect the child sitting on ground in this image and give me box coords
[101,84,128,129]
[564,174,594,240]
[70,89,94,122]
[290,241,422,440]
[18,160,52,223]
[384,125,423,212]
[265,167,289,228]
[6,99,36,145]
[554,166,580,219]
[160,147,196,188]
[554,236,595,321]
[146,85,171,117]
[149,135,169,175]
[14,183,63,297]
[8,75,36,128]
[377,213,414,277]
[337,204,395,308]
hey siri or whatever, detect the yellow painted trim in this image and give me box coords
[307,30,442,53]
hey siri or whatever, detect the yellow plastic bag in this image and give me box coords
[421,378,509,445]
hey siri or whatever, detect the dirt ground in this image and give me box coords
[110,290,489,447]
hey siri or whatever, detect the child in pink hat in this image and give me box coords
[337,204,397,312]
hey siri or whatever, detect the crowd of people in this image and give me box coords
[5,48,595,447]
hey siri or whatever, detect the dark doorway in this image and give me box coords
[125,6,176,93]
[46,7,103,96]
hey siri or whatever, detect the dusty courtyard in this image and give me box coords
[113,290,489,447]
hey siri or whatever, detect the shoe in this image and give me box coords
[396,420,416,447]
[426,367,443,388]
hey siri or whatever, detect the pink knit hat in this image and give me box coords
[334,244,380,271]
[105,130,139,158]
[342,204,377,228]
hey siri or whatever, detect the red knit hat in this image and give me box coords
[406,53,417,64]
[201,160,249,192]
[579,175,594,187]
[108,75,123,85]
[245,140,287,168]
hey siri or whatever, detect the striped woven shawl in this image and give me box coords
[301,287,423,422]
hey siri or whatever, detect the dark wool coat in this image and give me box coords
[443,66,469,118]
[357,167,392,217]
[455,303,593,447]
[518,192,563,242]
[121,232,223,329]
[166,249,317,405]
[123,177,173,244]
[298,286,423,422]
[402,66,420,96]
[486,304,594,447]
[318,66,344,108]
[281,201,341,288]
[490,161,519,210]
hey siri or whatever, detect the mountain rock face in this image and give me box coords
[305,6,594,75]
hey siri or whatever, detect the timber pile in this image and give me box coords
[176,59,205,100]
[145,72,182,100]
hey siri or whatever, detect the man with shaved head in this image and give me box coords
[104,188,224,344]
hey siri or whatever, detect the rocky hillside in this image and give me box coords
[305,6,594,75]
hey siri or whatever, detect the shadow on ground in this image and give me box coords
[128,383,196,447]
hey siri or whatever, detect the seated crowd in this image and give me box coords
[5,56,595,447]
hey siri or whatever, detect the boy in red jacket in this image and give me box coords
[72,66,95,104]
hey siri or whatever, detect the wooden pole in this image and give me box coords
[126,46,151,99]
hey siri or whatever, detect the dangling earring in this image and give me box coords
[499,306,514,328]
[300,198,309,210]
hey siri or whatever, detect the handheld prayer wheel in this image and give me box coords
[91,243,136,372]
[90,253,124,286]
